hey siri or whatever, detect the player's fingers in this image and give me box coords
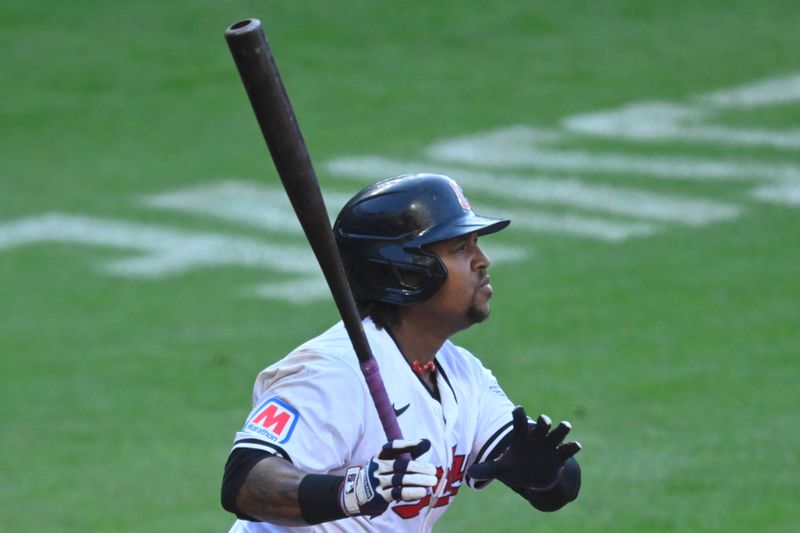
[380,438,431,459]
[379,485,431,502]
[381,439,418,454]
[403,459,437,477]
[547,421,572,446]
[376,486,398,502]
[395,472,438,488]
[396,486,430,501]
[378,469,438,490]
[556,441,582,461]
[532,414,552,441]
[407,438,432,459]
[376,458,437,477]
[511,406,529,445]
[374,458,404,476]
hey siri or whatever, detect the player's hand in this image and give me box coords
[467,406,581,491]
[339,439,438,517]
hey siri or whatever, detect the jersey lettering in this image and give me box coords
[245,398,299,444]
[393,446,467,519]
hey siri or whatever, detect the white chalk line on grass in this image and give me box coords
[562,72,800,150]
[496,207,657,241]
[427,125,800,183]
[752,183,800,205]
[251,277,330,303]
[326,156,740,227]
[0,212,318,278]
[701,72,800,108]
[563,101,800,150]
[142,180,354,234]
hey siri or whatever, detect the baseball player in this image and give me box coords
[221,173,581,531]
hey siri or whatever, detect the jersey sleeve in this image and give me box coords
[461,349,516,490]
[230,349,368,474]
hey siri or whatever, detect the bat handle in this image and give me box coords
[361,359,412,460]
[360,358,404,441]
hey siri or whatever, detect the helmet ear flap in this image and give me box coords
[395,248,448,302]
[356,247,447,305]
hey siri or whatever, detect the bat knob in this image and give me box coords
[225,18,261,37]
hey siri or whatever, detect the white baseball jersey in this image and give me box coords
[228,318,515,532]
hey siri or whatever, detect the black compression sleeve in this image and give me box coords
[514,457,582,512]
[220,447,272,521]
[298,474,347,524]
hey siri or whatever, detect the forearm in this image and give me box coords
[222,440,437,525]
[222,452,348,526]
[235,455,307,525]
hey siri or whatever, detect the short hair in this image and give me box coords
[357,300,401,331]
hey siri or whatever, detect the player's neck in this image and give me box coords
[383,322,441,396]
[388,315,452,366]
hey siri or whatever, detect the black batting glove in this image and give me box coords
[467,406,581,491]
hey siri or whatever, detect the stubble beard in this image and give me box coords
[466,292,490,325]
[466,269,491,325]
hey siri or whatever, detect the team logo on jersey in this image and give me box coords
[392,446,467,519]
[447,179,471,210]
[244,397,299,444]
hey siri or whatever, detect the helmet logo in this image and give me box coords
[447,179,471,210]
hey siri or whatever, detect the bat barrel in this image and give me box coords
[224,19,317,215]
[224,19,404,444]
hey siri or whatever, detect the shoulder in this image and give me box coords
[442,340,486,369]
[253,321,364,400]
[437,340,493,383]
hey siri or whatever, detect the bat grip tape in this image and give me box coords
[360,357,412,461]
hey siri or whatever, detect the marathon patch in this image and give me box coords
[244,397,299,444]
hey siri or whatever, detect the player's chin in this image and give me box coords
[466,300,490,325]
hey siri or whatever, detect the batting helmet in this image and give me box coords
[333,173,510,305]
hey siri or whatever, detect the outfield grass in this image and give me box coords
[2,1,799,531]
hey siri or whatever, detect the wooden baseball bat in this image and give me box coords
[224,18,404,443]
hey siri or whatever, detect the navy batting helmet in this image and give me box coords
[333,173,510,305]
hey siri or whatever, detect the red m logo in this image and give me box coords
[252,403,292,435]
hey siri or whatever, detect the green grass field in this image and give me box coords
[2,1,799,531]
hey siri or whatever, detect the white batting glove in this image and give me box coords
[339,439,438,516]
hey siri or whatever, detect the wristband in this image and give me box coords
[298,474,347,525]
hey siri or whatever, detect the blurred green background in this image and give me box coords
[2,1,798,531]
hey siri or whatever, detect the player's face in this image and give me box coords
[423,232,493,330]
